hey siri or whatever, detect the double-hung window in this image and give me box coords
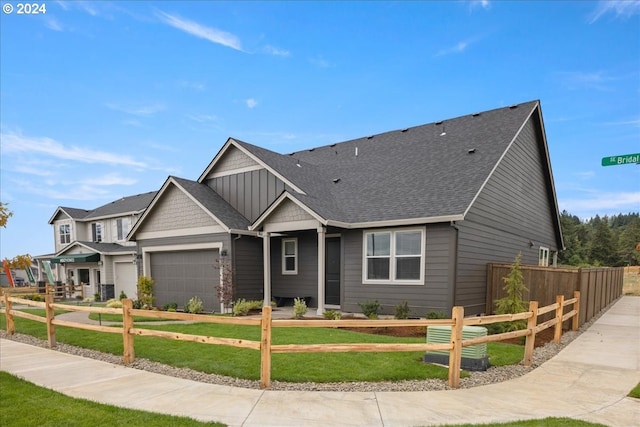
[59,224,71,244]
[539,247,549,267]
[92,222,103,243]
[282,238,298,275]
[116,218,130,241]
[363,228,425,284]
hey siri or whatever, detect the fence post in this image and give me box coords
[45,292,56,348]
[4,292,15,334]
[260,305,272,389]
[448,306,464,389]
[523,300,538,366]
[122,299,135,364]
[554,294,564,344]
[572,291,580,331]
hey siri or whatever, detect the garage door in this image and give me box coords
[150,250,219,312]
[115,263,137,300]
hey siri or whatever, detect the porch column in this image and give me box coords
[262,232,271,307]
[316,226,326,315]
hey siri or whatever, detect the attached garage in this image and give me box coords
[149,249,220,312]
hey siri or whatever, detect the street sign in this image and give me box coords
[601,153,640,166]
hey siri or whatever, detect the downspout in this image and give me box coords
[449,221,459,315]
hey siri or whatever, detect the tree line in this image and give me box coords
[558,211,640,267]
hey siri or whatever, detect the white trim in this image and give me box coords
[251,192,327,231]
[281,238,298,275]
[326,214,465,230]
[362,227,426,285]
[135,225,226,240]
[264,219,321,233]
[538,246,550,267]
[209,164,263,178]
[141,242,223,277]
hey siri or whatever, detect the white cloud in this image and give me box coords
[105,102,166,117]
[469,0,491,11]
[1,131,148,168]
[559,191,640,216]
[178,80,206,91]
[436,41,469,57]
[554,70,613,91]
[588,0,640,23]
[156,11,243,52]
[45,18,64,31]
[263,45,290,57]
[309,55,332,68]
[186,113,219,123]
[246,98,258,109]
[84,173,137,186]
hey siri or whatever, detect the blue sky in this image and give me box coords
[1,0,639,260]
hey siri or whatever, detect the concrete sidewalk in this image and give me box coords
[1,297,639,427]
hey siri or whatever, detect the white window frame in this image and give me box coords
[59,223,71,244]
[282,238,298,275]
[116,217,130,241]
[92,222,103,243]
[539,246,549,267]
[362,227,425,285]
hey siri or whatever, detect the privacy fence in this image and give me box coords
[486,264,623,326]
[3,287,583,389]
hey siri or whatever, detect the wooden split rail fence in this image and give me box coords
[2,290,581,389]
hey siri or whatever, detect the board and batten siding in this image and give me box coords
[232,235,264,301]
[269,231,319,306]
[341,225,455,317]
[455,113,560,315]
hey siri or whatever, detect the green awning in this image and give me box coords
[50,253,100,264]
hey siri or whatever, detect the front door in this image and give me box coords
[325,237,341,306]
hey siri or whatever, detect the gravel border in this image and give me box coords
[0,301,612,392]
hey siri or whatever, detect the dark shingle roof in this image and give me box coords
[84,192,157,219]
[172,177,251,230]
[238,100,540,224]
[74,242,136,254]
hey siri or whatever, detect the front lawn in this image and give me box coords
[0,313,523,383]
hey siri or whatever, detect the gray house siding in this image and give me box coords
[455,115,560,315]
[232,235,264,301]
[269,231,318,305]
[341,225,454,317]
[206,169,289,222]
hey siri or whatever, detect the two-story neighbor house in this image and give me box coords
[129,100,563,316]
[41,192,156,300]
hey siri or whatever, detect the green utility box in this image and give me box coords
[424,325,490,371]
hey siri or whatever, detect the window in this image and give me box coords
[117,218,130,240]
[539,247,549,267]
[364,228,424,284]
[59,224,71,244]
[92,222,102,242]
[282,238,298,274]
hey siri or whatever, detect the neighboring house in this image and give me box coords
[129,100,563,316]
[39,192,157,300]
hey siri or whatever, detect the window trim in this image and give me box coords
[282,238,298,275]
[362,227,425,285]
[92,222,103,243]
[116,217,130,241]
[59,223,71,245]
[539,246,549,267]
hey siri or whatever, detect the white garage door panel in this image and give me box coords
[150,250,219,312]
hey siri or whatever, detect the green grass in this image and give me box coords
[0,314,523,383]
[0,371,224,427]
[87,312,173,322]
[629,382,640,398]
[443,418,606,426]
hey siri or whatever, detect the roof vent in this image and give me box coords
[435,121,443,125]
[309,148,315,152]
[509,104,518,109]
[296,159,301,168]
[440,125,447,136]
[468,148,476,154]
[366,135,374,140]
[401,128,409,133]
[330,143,337,147]
[472,113,480,117]
[289,153,295,156]
[332,178,341,183]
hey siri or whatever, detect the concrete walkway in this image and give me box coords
[1,296,639,427]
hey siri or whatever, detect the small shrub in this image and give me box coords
[162,302,178,311]
[136,276,155,309]
[22,294,43,302]
[359,300,382,319]
[233,298,251,316]
[105,299,123,309]
[75,295,83,301]
[394,300,410,319]
[293,297,307,319]
[186,296,204,314]
[323,309,342,320]
[93,293,101,302]
[426,310,447,319]
[495,252,529,332]
[247,300,263,311]
[119,291,127,300]
[132,299,143,309]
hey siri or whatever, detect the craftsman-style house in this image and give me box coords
[129,100,563,316]
[40,192,156,300]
